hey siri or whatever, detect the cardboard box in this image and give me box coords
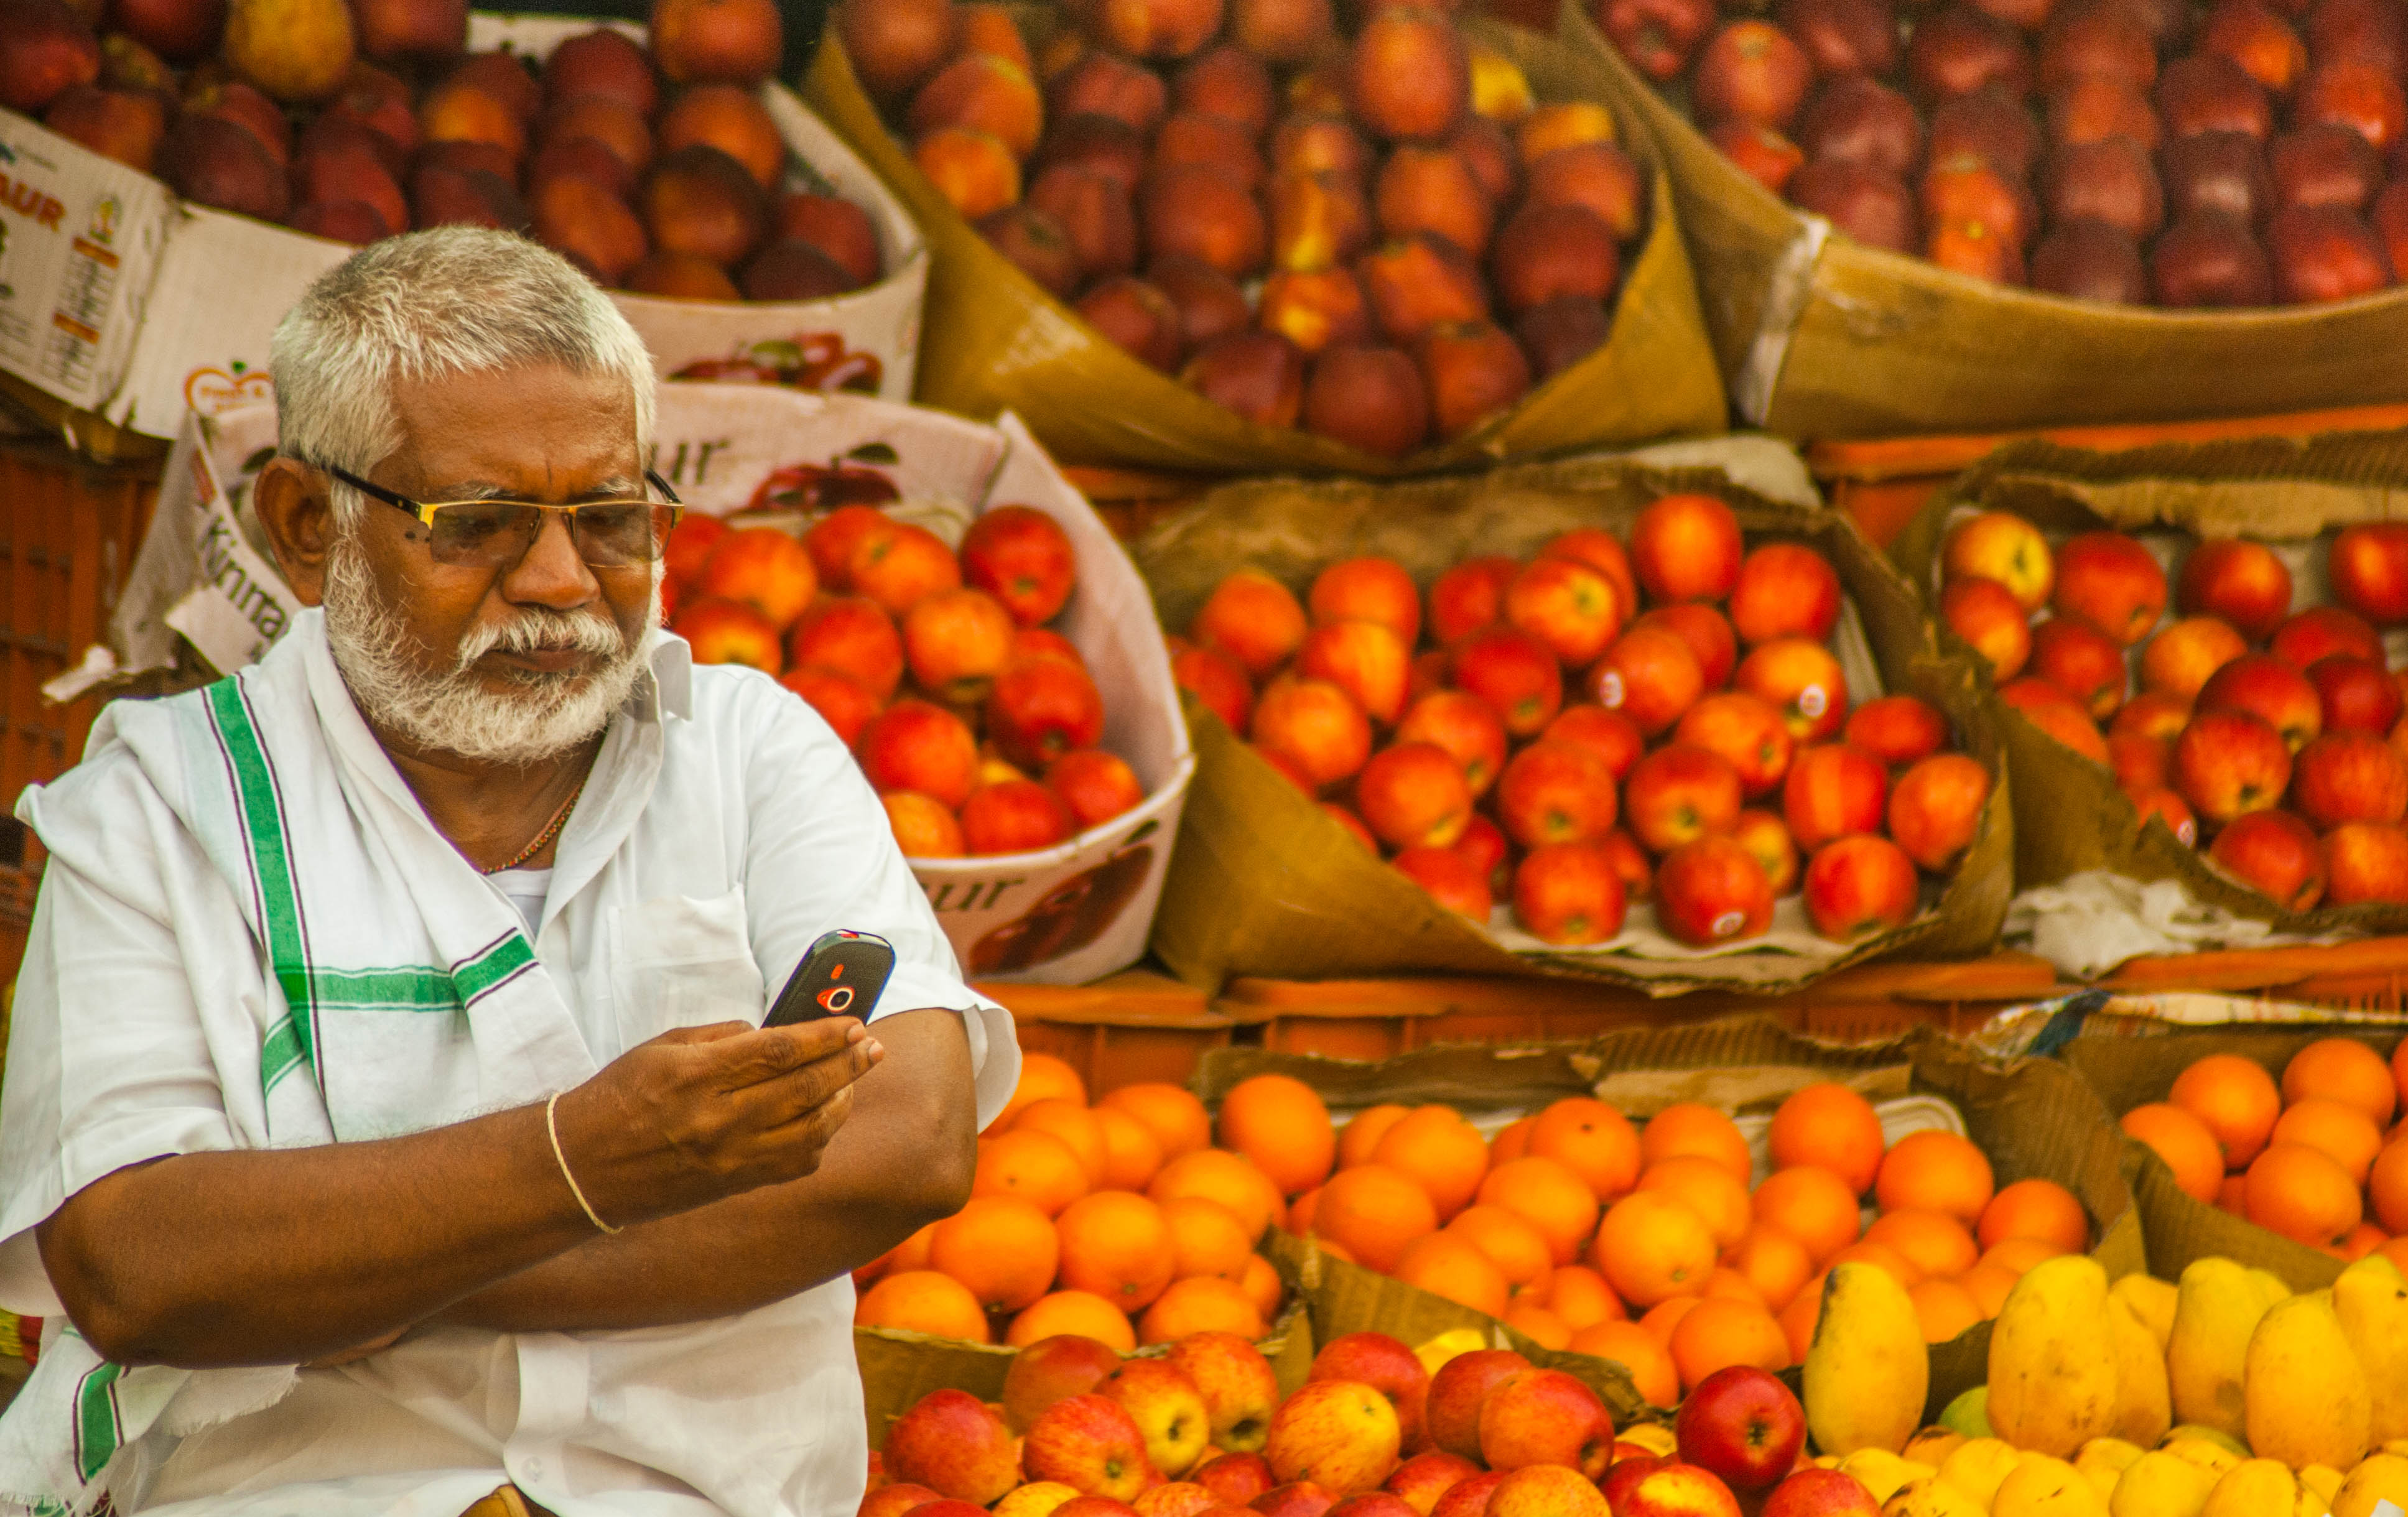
[0,11,928,453]
[1196,1023,2143,1422]
[107,384,1194,984]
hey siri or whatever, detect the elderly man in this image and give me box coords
[0,226,1014,1517]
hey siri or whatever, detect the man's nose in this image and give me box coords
[502,509,602,610]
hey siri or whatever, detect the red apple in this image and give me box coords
[1943,509,2055,610]
[2330,522,2408,624]
[1101,1358,1216,1480]
[1428,555,1518,644]
[2272,605,2383,667]
[1423,1349,1531,1461]
[1672,1366,1806,1493]
[2308,652,2404,734]
[2172,708,2295,820]
[1845,694,1949,766]
[1254,1484,1337,1517]
[1734,638,1851,742]
[1782,743,1889,851]
[1727,543,1844,646]
[1636,604,1740,690]
[1452,626,1566,736]
[1653,836,1775,945]
[2321,819,2408,903]
[1265,1380,1403,1497]
[2139,616,2249,703]
[1476,1368,1615,1479]
[1730,808,1800,894]
[2030,616,2130,717]
[1941,575,2032,680]
[1591,626,1706,735]
[1507,556,1625,669]
[2001,676,2113,764]
[1759,1468,1880,1516]
[1512,843,1628,944]
[1624,744,1746,853]
[2198,651,2323,749]
[1546,704,1647,782]
[1026,1394,1160,1501]
[1308,1334,1430,1459]
[1483,1467,1609,1517]
[887,1389,1024,1504]
[1005,1335,1128,1432]
[1802,833,1919,939]
[1383,1454,1481,1517]
[2053,531,2168,645]
[2178,537,2294,639]
[1495,740,1619,847]
[1425,1473,1504,1517]
[1631,494,1745,605]
[1675,690,1797,797]
[1889,751,1993,871]
[2290,728,2408,827]
[2206,807,2327,908]
[1197,1455,1276,1507]
[1167,1333,1283,1455]
[1612,1462,1744,1517]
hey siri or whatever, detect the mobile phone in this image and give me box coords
[765,929,896,1027]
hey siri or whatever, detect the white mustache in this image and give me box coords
[458,608,630,668]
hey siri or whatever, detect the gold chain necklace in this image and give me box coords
[483,773,588,875]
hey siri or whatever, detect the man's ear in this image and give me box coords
[252,458,335,608]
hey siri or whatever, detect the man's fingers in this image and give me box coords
[703,1018,867,1090]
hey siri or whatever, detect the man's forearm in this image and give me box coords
[435,1008,977,1334]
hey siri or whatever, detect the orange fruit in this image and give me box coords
[858,1269,993,1342]
[2121,1103,2226,1204]
[1976,1178,2091,1255]
[1669,1298,1789,1389]
[1217,1075,1337,1197]
[1314,1161,1441,1272]
[1447,1205,1556,1287]
[2396,1037,2408,1111]
[2170,1054,2283,1169]
[1151,1149,1282,1241]
[1724,1224,1814,1312]
[1596,1190,1718,1307]
[1863,1209,1979,1281]
[1163,1195,1255,1282]
[1016,1098,1109,1185]
[2341,1221,2389,1261]
[929,1195,1061,1313]
[1009,1289,1137,1350]
[2217,1172,2248,1215]
[1394,1233,1512,1317]
[1291,1186,1323,1235]
[1491,1117,1535,1166]
[2379,1234,2408,1275]
[2244,1142,2364,1246]
[1478,1156,1602,1266]
[1635,1156,1750,1250]
[1701,1267,1769,1309]
[1374,1106,1492,1220]
[1000,1052,1087,1129]
[1139,1276,1266,1345]
[1768,1083,1887,1195]
[1641,1103,1754,1185]
[2270,1097,2384,1187]
[1340,1104,1413,1170]
[1318,1238,1358,1264]
[1056,1191,1178,1310]
[976,1129,1091,1216]
[1241,1252,1285,1319]
[1977,1236,2061,1276]
[1504,1301,1571,1349]
[890,1220,936,1273]
[1568,1320,1679,1407]
[1640,1294,1704,1344]
[1778,1275,1822,1362]
[1752,1164,1863,1264]
[1100,1083,1214,1161]
[1527,1098,1643,1202]
[1826,1240,1921,1289]
[1095,1106,1166,1192]
[1909,1279,1984,1345]
[1874,1130,1995,1226]
[2282,1036,2399,1128]
[1534,1263,1626,1329]
[1959,1262,2017,1318]
[2373,1135,2408,1234]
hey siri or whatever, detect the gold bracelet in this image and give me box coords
[546,1092,621,1235]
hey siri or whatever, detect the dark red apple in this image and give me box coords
[1928,83,2042,177]
[2270,121,2381,209]
[1906,7,2035,104]
[2040,0,2159,90]
[2161,129,2275,224]
[2045,134,2165,236]
[1788,157,1919,249]
[2151,207,2278,302]
[1795,74,1925,175]
[1672,1368,1806,1494]
[1774,0,1900,75]
[1693,20,1815,130]
[2030,216,2149,298]
[2157,52,2276,139]
[2267,200,2393,299]
[2309,0,2407,79]
[1602,0,1720,80]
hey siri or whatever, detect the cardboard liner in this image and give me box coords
[1889,429,2408,937]
[803,2,1727,476]
[2050,1016,2405,1289]
[1194,1023,2141,1422]
[1130,439,2012,994]
[1558,8,2408,440]
[857,1275,1316,1450]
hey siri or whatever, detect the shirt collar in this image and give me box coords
[635,628,692,724]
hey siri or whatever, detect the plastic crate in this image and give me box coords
[1808,401,2408,550]
[2099,936,2408,1013]
[1212,953,2063,1057]
[974,970,1236,1095]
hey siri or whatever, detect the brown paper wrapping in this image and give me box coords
[1889,430,2408,935]
[1196,1022,2141,1423]
[2060,1023,2404,1288]
[803,4,1727,475]
[1132,449,2012,993]
[1560,10,2408,440]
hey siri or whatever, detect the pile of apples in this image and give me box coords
[837,0,1649,457]
[1597,0,2408,304]
[0,0,889,299]
[1173,493,1996,947]
[1210,1070,2093,1409]
[666,503,1149,859]
[2117,1034,2408,1260]
[868,1323,1885,1517]
[1936,508,2408,909]
[853,1056,1292,1348]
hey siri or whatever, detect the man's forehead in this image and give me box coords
[386,363,639,485]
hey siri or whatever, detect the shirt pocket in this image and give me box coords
[610,886,767,1046]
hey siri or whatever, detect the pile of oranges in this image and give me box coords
[1184,1072,2091,1409]
[855,1054,1291,1350]
[2119,1034,2408,1265]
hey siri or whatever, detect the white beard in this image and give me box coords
[322,532,660,767]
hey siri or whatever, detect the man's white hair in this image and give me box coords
[271,226,656,515]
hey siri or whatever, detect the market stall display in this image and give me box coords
[1133,439,2011,991]
[807,2,1727,474]
[1891,427,2408,934]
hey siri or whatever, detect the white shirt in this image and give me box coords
[0,618,1016,1517]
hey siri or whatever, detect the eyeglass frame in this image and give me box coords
[313,460,686,567]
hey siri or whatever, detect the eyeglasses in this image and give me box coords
[321,463,684,569]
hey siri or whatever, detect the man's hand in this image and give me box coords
[552,1017,885,1230]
